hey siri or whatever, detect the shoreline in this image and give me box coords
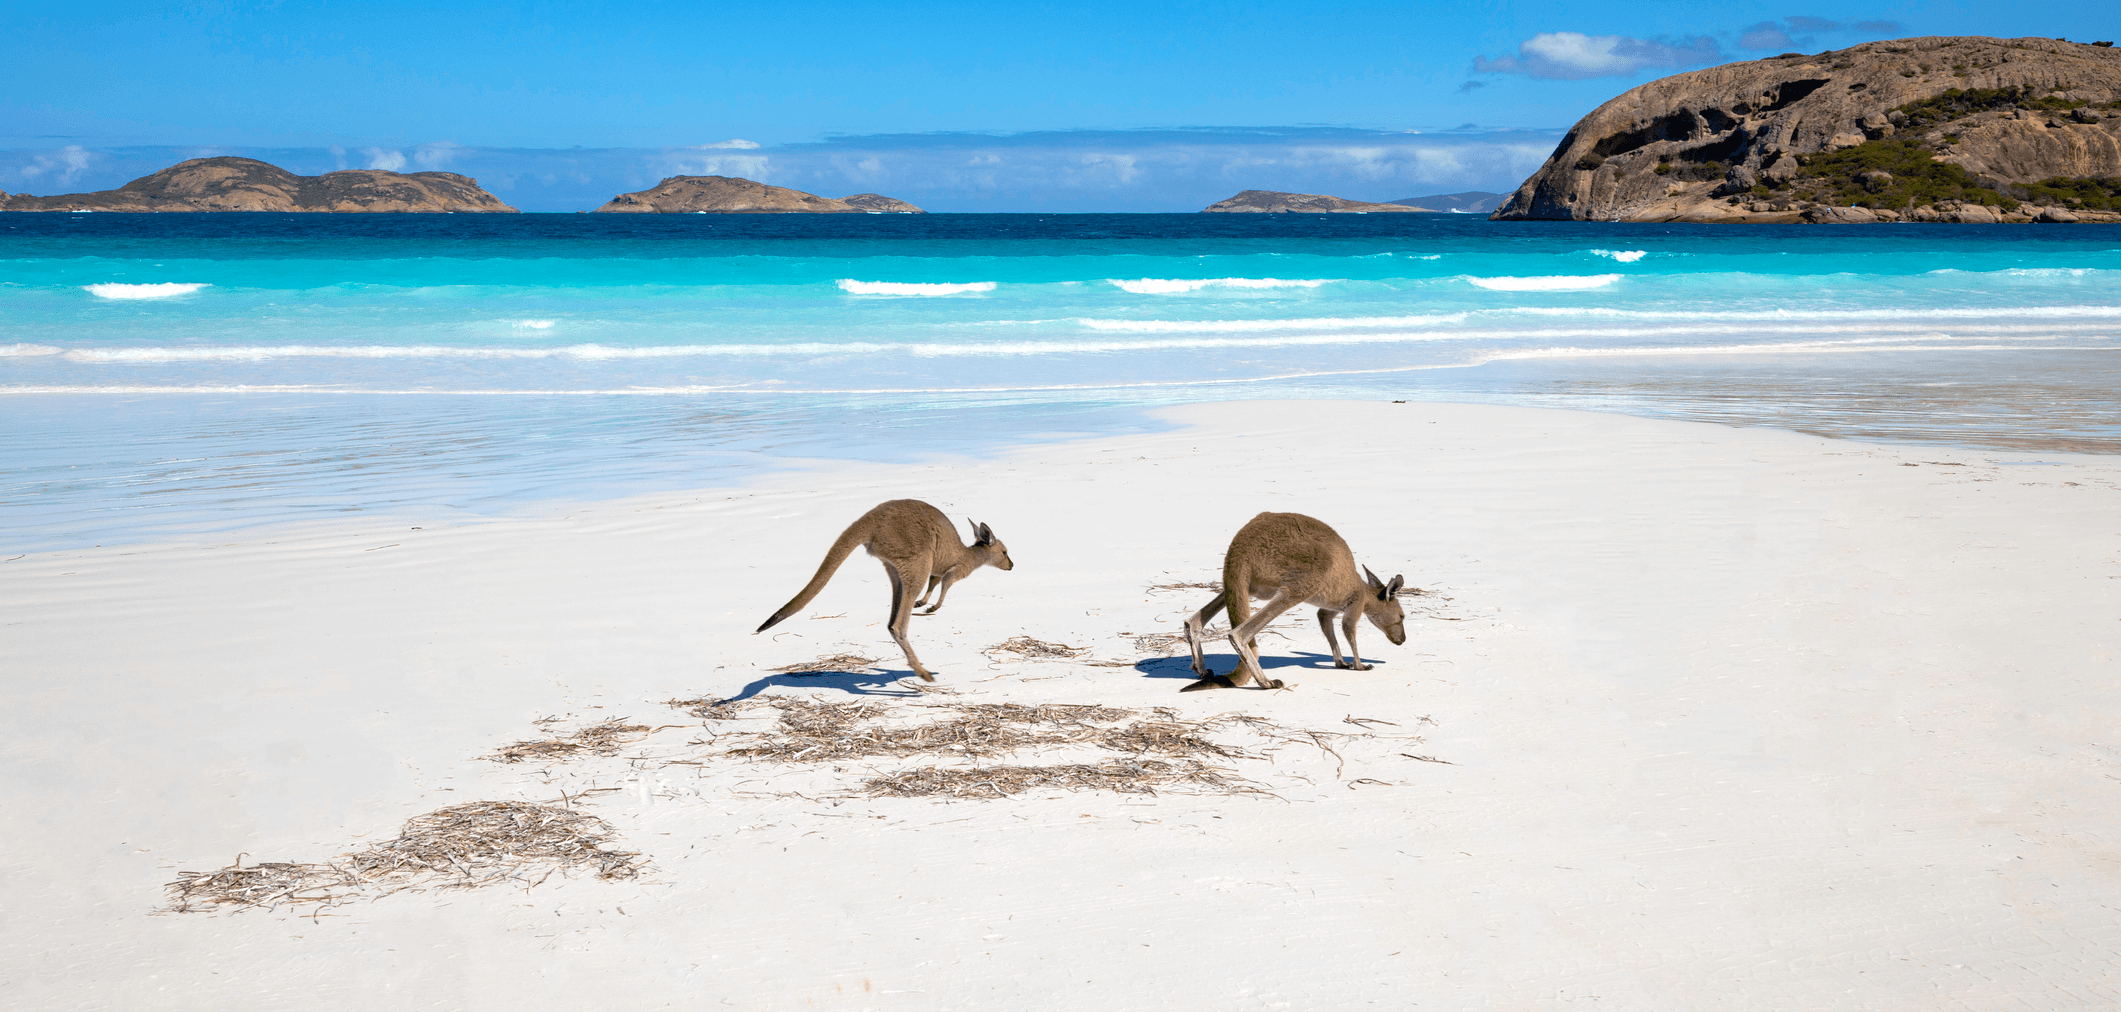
[4,399,2118,1007]
[8,367,2118,555]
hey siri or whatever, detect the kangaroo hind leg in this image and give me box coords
[1228,588,1301,690]
[884,559,935,681]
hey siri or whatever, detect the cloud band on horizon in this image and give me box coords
[0,126,1563,212]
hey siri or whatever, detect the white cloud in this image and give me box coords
[1474,31,1722,79]
[1076,153,1141,184]
[650,151,771,180]
[413,142,466,169]
[1736,16,1905,51]
[1738,22,1796,50]
[16,144,91,187]
[363,147,407,171]
[698,139,761,149]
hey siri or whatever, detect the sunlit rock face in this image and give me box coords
[1492,36,2121,224]
[596,175,883,213]
[1201,190,1435,213]
[0,157,517,212]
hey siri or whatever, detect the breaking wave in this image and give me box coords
[83,282,211,299]
[1590,250,1647,263]
[1107,278,1337,294]
[837,280,998,295]
[1464,274,1622,291]
[1074,314,1464,332]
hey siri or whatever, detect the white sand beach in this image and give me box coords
[3,399,2117,1009]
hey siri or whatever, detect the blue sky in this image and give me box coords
[1,1,2093,210]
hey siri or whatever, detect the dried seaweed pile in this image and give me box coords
[770,652,882,673]
[865,759,1257,798]
[164,801,644,914]
[985,636,1086,659]
[487,718,653,764]
[681,697,1266,798]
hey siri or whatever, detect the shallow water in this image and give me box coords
[4,212,2117,550]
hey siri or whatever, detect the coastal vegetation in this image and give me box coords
[1790,138,2017,210]
[1893,85,2121,132]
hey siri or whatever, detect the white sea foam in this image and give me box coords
[0,343,64,357]
[83,282,210,300]
[1107,278,1336,294]
[1073,314,1464,333]
[1590,249,1647,263]
[1484,304,2121,322]
[837,280,998,295]
[1464,274,1622,291]
[1485,339,2060,362]
[512,319,557,330]
[43,318,2109,369]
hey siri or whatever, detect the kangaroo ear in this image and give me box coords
[976,521,995,545]
[1363,565,1383,591]
[1385,574,1405,599]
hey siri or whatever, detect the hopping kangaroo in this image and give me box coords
[1181,511,1406,692]
[755,499,1014,681]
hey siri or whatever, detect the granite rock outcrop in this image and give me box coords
[838,193,926,213]
[1202,190,1434,213]
[595,176,921,213]
[0,157,517,212]
[1492,36,2121,223]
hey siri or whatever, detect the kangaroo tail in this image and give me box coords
[756,523,869,632]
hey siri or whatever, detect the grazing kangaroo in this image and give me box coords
[1181,511,1406,692]
[755,499,1014,681]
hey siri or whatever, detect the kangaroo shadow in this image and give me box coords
[1135,650,1370,681]
[717,669,927,704]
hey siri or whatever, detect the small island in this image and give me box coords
[595,176,924,213]
[1201,190,1435,213]
[0,157,517,213]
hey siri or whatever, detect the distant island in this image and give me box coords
[1201,190,1433,213]
[1493,36,2121,223]
[595,176,924,213]
[0,157,516,212]
[1389,191,1506,213]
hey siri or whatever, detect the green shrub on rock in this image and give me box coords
[1793,139,2017,210]
[2022,177,2121,211]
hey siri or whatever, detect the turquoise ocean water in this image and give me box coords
[4,213,2117,550]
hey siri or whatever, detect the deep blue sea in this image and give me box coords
[4,212,2118,550]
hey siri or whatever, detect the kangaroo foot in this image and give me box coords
[1180,674,1237,692]
[913,669,936,682]
[1335,660,1371,671]
[1257,677,1287,690]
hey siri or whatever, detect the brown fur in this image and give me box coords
[1181,512,1406,692]
[755,499,1014,681]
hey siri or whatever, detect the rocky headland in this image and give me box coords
[838,193,926,213]
[1202,190,1435,213]
[595,176,922,213]
[1492,36,2121,223]
[1390,190,1507,213]
[0,157,517,212]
